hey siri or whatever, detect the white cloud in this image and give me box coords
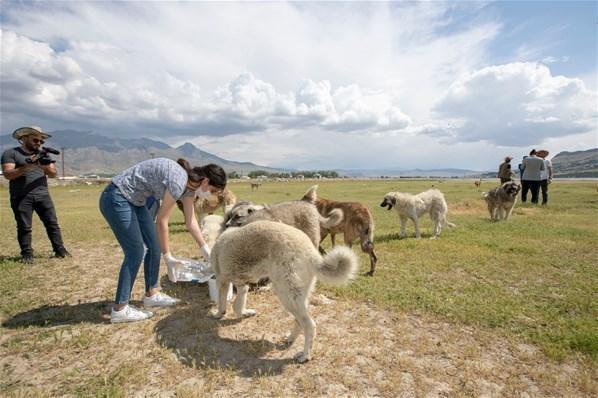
[1,2,595,170]
[432,62,597,146]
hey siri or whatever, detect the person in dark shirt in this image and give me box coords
[1,126,70,263]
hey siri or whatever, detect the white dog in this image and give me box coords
[380,189,455,239]
[210,220,359,363]
[200,214,224,249]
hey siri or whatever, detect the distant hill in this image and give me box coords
[551,148,598,178]
[0,130,287,176]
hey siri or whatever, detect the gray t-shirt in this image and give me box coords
[522,156,545,181]
[1,147,48,198]
[111,158,188,206]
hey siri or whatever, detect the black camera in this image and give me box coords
[26,147,60,165]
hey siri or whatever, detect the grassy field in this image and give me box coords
[1,179,596,397]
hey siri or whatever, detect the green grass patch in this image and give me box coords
[1,179,597,362]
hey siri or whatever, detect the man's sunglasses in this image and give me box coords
[31,138,45,144]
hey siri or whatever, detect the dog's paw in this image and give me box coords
[283,333,297,345]
[429,236,438,240]
[294,352,311,363]
[211,311,225,319]
[241,309,256,317]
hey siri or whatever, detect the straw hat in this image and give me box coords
[536,149,549,158]
[12,126,51,140]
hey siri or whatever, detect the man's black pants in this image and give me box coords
[540,179,549,205]
[10,192,66,256]
[521,180,541,204]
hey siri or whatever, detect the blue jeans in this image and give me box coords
[99,184,161,304]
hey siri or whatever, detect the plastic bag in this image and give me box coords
[167,257,214,283]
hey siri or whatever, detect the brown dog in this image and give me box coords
[302,185,378,276]
[177,188,236,220]
[482,181,521,221]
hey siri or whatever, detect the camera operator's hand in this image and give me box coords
[39,162,57,177]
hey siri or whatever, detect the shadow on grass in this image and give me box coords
[157,280,295,377]
[2,300,113,328]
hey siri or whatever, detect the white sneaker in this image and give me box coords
[111,304,153,323]
[143,292,180,308]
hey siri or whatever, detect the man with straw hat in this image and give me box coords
[536,149,553,205]
[1,126,70,263]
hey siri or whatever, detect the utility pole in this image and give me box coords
[61,147,65,178]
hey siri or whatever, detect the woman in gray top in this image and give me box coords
[99,157,226,323]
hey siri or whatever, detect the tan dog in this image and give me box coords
[380,189,455,239]
[482,181,521,221]
[211,220,358,363]
[302,185,378,276]
[177,188,236,220]
[223,200,342,248]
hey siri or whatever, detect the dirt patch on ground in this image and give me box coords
[1,244,596,397]
[0,258,597,397]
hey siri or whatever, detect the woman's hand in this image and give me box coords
[200,243,211,260]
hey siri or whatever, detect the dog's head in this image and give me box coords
[380,194,396,210]
[223,201,266,228]
[501,181,521,197]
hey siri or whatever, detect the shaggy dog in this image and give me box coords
[210,220,358,363]
[223,199,343,248]
[200,214,224,248]
[177,188,237,220]
[380,189,455,239]
[482,181,521,221]
[302,185,378,276]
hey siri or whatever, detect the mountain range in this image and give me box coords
[0,130,286,176]
[1,130,596,177]
[551,148,598,178]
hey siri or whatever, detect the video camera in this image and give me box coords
[26,147,60,165]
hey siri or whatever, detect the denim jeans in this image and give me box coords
[99,184,161,304]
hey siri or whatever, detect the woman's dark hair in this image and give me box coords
[529,149,537,156]
[177,158,227,189]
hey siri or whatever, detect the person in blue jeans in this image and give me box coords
[99,157,226,323]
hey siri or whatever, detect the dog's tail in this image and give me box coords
[302,185,318,203]
[319,208,343,229]
[443,216,456,228]
[314,246,358,285]
[360,224,375,253]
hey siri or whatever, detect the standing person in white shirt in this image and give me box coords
[520,149,545,204]
[536,150,553,206]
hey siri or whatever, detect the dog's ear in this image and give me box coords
[302,185,318,203]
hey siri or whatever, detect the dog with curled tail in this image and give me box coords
[210,220,358,363]
[482,181,521,221]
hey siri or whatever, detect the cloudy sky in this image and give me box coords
[1,1,596,171]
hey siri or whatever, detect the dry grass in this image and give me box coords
[1,180,596,396]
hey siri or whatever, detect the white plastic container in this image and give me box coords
[208,278,233,303]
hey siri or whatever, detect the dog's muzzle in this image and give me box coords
[380,200,393,210]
